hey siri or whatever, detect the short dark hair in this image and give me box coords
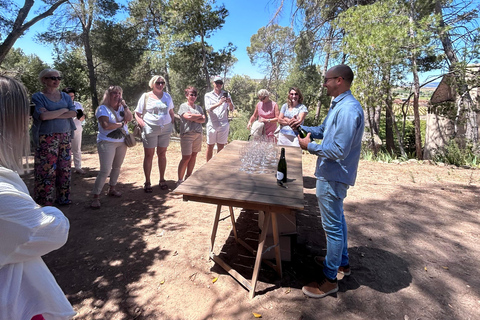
[62,87,76,94]
[331,65,354,84]
[184,86,197,96]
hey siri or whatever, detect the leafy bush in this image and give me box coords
[433,139,480,167]
[228,110,250,141]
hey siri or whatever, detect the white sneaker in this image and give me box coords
[176,180,184,187]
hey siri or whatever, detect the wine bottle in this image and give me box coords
[277,147,287,184]
[298,126,312,141]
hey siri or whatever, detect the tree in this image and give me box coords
[433,0,479,149]
[0,47,48,94]
[247,24,295,99]
[36,0,121,109]
[0,0,68,64]
[168,0,229,91]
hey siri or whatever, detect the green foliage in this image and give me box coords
[224,75,258,114]
[402,119,426,155]
[0,48,49,95]
[228,110,250,142]
[53,48,90,98]
[433,140,480,167]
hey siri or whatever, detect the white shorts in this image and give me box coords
[206,125,229,145]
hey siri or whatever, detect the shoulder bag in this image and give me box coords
[133,94,148,139]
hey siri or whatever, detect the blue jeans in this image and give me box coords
[316,177,349,280]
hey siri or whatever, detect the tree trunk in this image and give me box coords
[83,31,98,109]
[200,32,210,91]
[409,7,423,159]
[164,63,172,94]
[315,27,334,121]
[373,104,381,135]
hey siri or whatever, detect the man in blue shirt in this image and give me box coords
[290,64,364,298]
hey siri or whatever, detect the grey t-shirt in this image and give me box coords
[178,103,204,135]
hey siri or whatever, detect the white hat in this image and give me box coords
[213,76,223,82]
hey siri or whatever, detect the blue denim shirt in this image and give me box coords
[302,90,364,186]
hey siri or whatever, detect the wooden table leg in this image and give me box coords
[210,204,222,253]
[249,211,271,299]
[271,212,282,277]
[228,206,238,241]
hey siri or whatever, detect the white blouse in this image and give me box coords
[0,167,75,320]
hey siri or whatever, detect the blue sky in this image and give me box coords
[13,0,291,79]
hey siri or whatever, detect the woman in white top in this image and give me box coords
[90,86,133,209]
[0,76,75,320]
[135,75,175,192]
[277,87,308,147]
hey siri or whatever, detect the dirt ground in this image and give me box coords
[23,136,480,320]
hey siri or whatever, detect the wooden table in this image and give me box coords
[174,140,304,298]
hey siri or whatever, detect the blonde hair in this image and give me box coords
[100,85,123,107]
[149,75,166,89]
[0,76,30,173]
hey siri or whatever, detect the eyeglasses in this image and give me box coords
[156,81,165,85]
[323,76,342,83]
[189,93,197,97]
[45,76,62,81]
[214,81,223,85]
[289,93,299,96]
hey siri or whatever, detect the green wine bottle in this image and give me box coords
[277,148,287,183]
[298,126,312,141]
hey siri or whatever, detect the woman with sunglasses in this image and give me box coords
[176,86,205,187]
[247,89,279,142]
[1,75,75,320]
[31,69,77,206]
[134,75,175,192]
[277,87,308,147]
[90,86,133,209]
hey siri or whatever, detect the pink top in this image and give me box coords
[257,100,278,138]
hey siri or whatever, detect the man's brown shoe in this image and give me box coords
[302,278,338,298]
[314,256,351,276]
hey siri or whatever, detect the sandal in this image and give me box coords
[90,198,101,209]
[159,180,168,190]
[144,182,153,193]
[108,189,122,197]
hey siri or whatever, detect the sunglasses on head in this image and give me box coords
[45,76,62,81]
[156,81,165,85]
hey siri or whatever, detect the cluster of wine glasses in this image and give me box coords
[239,137,279,174]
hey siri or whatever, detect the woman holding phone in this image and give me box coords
[90,85,133,209]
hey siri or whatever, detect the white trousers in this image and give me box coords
[71,126,83,169]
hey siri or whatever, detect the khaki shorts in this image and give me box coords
[142,122,173,148]
[206,125,229,145]
[180,132,202,155]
